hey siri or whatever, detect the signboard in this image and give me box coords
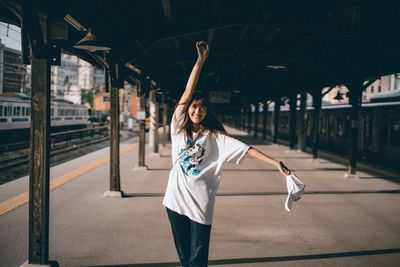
[209,91,231,104]
[103,96,110,102]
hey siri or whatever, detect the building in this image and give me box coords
[322,74,396,104]
[0,38,26,93]
[51,54,79,101]
[50,54,105,105]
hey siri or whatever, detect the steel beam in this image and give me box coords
[138,95,146,168]
[24,7,53,265]
[273,99,281,144]
[347,81,363,176]
[253,103,259,138]
[109,63,121,192]
[149,90,159,154]
[311,90,322,159]
[247,105,252,135]
[297,92,307,152]
[262,102,268,140]
[29,52,51,266]
[289,93,297,149]
[162,94,168,147]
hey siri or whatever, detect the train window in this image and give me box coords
[320,118,325,134]
[17,106,21,116]
[378,121,388,145]
[281,116,288,129]
[0,105,2,117]
[363,116,373,147]
[337,118,344,137]
[27,107,30,116]
[389,119,400,146]
[22,107,25,116]
[51,108,54,116]
[13,106,16,116]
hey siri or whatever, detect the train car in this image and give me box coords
[274,101,400,169]
[0,92,89,145]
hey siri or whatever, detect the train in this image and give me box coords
[219,98,400,170]
[0,92,89,145]
[260,101,400,170]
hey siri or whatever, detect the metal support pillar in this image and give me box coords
[22,8,55,266]
[235,107,242,129]
[104,63,123,197]
[273,99,281,144]
[253,103,259,138]
[138,94,147,169]
[262,102,269,140]
[29,50,51,267]
[297,92,307,152]
[311,90,322,159]
[289,93,297,149]
[347,82,363,176]
[162,94,168,147]
[247,105,252,135]
[110,70,121,192]
[149,90,159,155]
[240,107,245,130]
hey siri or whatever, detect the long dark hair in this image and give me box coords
[176,91,227,136]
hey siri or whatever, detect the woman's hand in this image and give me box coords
[196,41,210,61]
[277,161,291,176]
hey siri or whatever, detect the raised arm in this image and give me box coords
[175,41,210,118]
[247,147,291,176]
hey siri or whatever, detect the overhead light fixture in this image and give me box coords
[266,65,286,70]
[73,28,111,52]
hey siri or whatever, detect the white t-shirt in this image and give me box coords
[163,111,250,225]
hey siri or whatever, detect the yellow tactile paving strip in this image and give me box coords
[0,143,138,216]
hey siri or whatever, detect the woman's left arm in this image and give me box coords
[247,147,290,176]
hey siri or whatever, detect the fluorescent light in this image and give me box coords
[64,14,86,32]
[266,65,286,70]
[125,63,142,74]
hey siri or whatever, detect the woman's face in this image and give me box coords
[188,99,207,124]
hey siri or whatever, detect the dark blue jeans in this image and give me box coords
[166,208,212,267]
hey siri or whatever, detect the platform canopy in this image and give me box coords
[1,0,400,101]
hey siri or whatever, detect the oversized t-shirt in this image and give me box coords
[163,111,250,225]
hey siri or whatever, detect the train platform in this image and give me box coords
[1,126,400,267]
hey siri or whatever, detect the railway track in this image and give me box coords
[0,129,136,185]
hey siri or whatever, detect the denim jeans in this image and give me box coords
[166,208,212,267]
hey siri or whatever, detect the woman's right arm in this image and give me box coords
[175,41,210,118]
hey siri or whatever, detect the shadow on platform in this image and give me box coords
[91,248,400,267]
[122,189,400,198]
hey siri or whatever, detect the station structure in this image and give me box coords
[1,1,400,266]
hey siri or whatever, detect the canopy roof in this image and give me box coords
[1,0,400,102]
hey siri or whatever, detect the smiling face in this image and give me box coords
[188,99,208,125]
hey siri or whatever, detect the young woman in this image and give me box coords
[163,41,291,267]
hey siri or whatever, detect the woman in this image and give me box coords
[163,41,291,267]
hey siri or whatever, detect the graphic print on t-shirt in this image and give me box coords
[179,139,205,176]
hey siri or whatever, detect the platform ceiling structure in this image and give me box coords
[1,0,400,101]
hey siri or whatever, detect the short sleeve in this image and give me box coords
[171,110,186,135]
[219,134,250,164]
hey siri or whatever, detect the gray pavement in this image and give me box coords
[1,127,400,267]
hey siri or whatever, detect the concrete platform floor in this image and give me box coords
[0,127,400,267]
